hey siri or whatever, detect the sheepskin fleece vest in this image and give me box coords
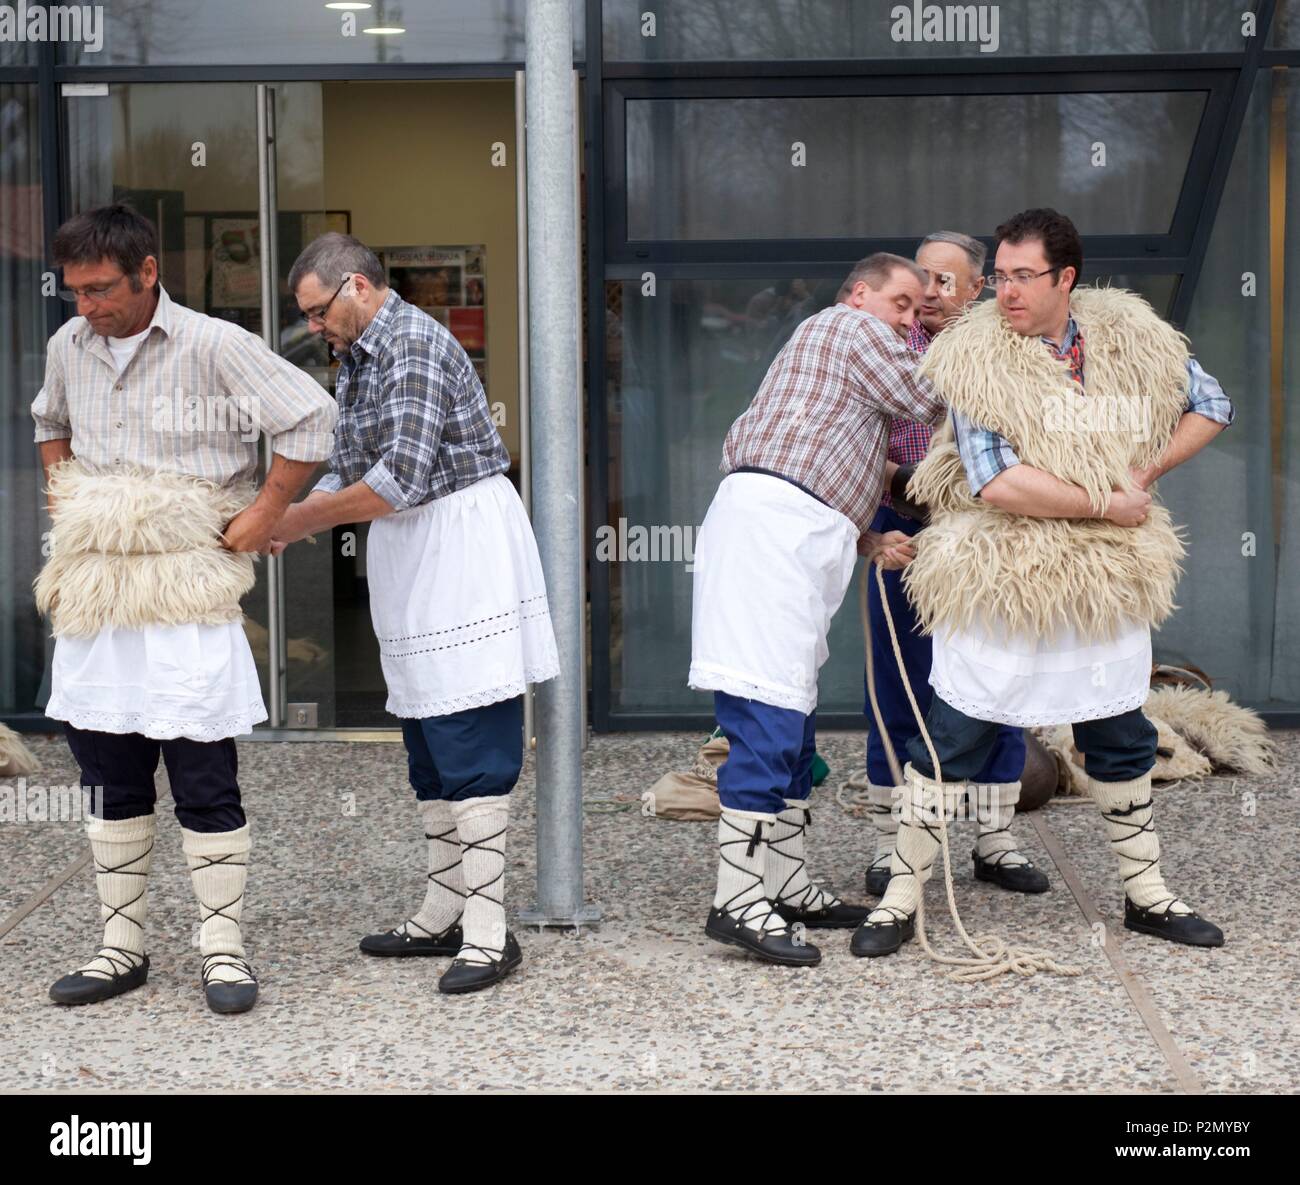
[903,286,1189,641]
[34,461,256,638]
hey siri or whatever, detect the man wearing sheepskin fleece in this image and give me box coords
[854,209,1234,958]
[274,233,558,995]
[33,203,338,1012]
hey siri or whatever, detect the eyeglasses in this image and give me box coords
[57,274,129,304]
[301,273,353,325]
[988,267,1059,289]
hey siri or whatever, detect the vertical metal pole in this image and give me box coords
[521,0,598,927]
[515,68,535,751]
[574,67,588,751]
[257,84,286,727]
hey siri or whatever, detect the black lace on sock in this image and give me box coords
[397,822,465,940]
[717,815,785,934]
[85,837,154,974]
[767,807,839,912]
[79,946,145,981]
[453,821,508,966]
[1102,795,1181,915]
[190,851,255,985]
[866,811,940,928]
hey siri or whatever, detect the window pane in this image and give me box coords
[606,0,1250,60]
[1272,0,1299,46]
[0,84,47,717]
[1158,71,1285,708]
[60,0,582,66]
[627,92,1205,240]
[604,274,864,718]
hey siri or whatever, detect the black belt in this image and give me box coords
[729,466,833,510]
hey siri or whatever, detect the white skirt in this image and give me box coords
[930,617,1152,728]
[46,621,267,741]
[689,472,860,716]
[366,473,559,719]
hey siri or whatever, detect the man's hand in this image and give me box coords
[1103,487,1152,528]
[221,502,280,555]
[859,528,917,569]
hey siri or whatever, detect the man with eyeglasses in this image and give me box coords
[32,203,338,1013]
[854,208,1234,958]
[272,233,558,994]
[859,232,1039,912]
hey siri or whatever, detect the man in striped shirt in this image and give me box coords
[33,203,337,1013]
[863,232,1038,900]
[689,253,943,967]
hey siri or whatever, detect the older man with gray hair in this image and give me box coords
[860,231,1040,916]
[273,233,558,994]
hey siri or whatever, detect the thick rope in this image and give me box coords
[861,560,1081,982]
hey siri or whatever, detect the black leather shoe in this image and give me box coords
[1123,899,1224,948]
[360,921,463,957]
[972,850,1051,894]
[438,932,524,994]
[864,866,890,897]
[773,899,871,929]
[850,913,914,957]
[203,956,258,1015]
[49,951,149,1005]
[705,907,821,966]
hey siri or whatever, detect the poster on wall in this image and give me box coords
[382,245,487,394]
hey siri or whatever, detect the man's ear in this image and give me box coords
[969,274,985,299]
[1059,266,1078,294]
[140,255,159,287]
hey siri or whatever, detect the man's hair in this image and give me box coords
[836,252,927,301]
[994,208,1083,288]
[288,232,387,293]
[52,203,158,292]
[917,230,987,275]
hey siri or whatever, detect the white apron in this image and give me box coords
[929,617,1152,728]
[46,621,267,741]
[689,472,860,716]
[366,473,559,718]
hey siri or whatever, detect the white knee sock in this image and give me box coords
[972,781,1030,867]
[713,808,786,934]
[397,799,464,937]
[182,824,255,985]
[1089,774,1192,915]
[450,796,510,966]
[866,781,900,874]
[80,814,155,979]
[866,765,961,923]
[765,799,840,911]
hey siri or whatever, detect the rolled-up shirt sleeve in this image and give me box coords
[363,338,449,511]
[216,326,338,462]
[953,409,1022,496]
[32,340,72,442]
[1184,358,1234,427]
[312,470,344,496]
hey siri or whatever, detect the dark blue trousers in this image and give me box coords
[907,695,1158,784]
[401,695,524,802]
[864,505,1025,785]
[713,691,816,815]
[62,723,244,833]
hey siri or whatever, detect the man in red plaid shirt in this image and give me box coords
[689,253,943,967]
[862,232,1038,909]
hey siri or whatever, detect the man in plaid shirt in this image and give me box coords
[862,232,1037,900]
[273,234,558,994]
[689,253,943,967]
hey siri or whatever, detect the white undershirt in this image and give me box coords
[106,325,152,374]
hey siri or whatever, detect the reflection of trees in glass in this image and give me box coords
[610,0,1245,59]
[628,92,1205,240]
